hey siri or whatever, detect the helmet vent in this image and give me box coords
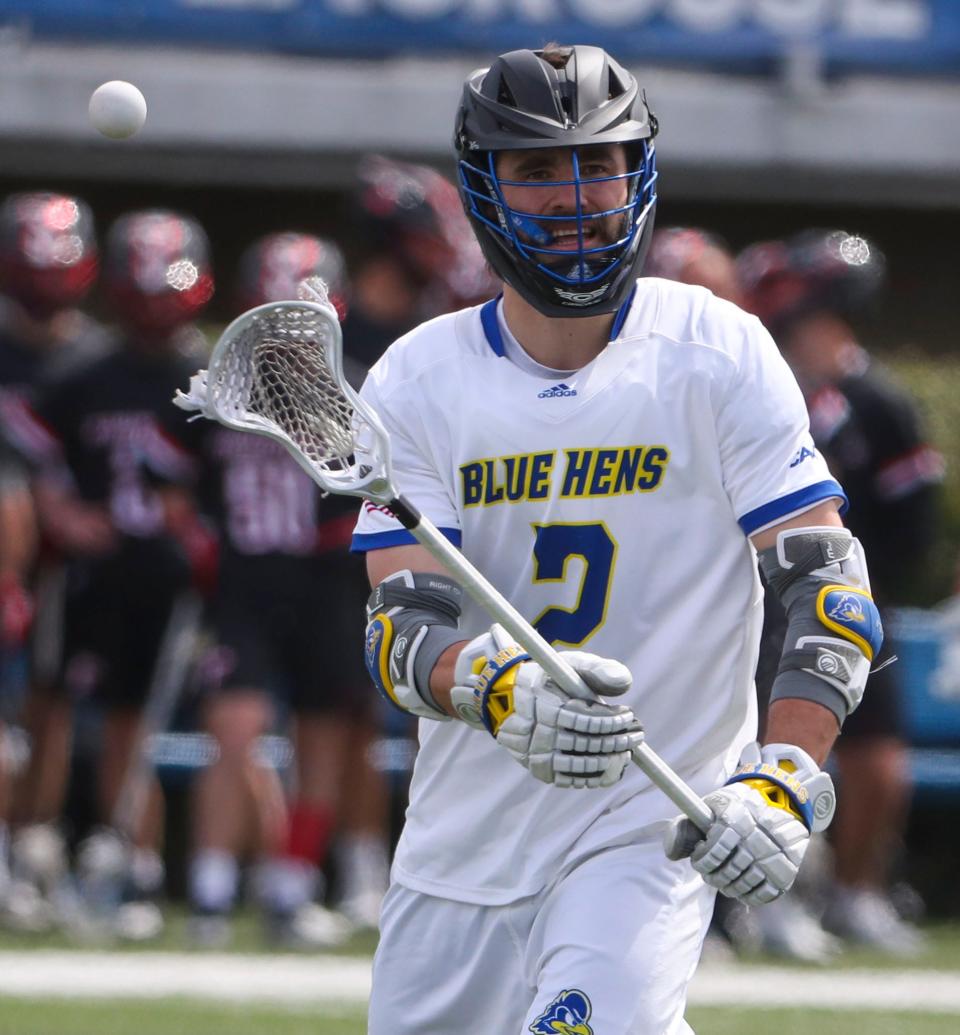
[497,79,518,109]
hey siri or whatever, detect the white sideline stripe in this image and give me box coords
[0,953,958,1014]
[691,965,960,1013]
[0,952,371,1004]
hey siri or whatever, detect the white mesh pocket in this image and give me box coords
[180,298,394,501]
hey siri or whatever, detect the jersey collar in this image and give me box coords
[480,286,638,359]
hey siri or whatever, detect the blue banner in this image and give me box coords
[2,0,958,75]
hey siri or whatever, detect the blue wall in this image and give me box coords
[1,0,958,74]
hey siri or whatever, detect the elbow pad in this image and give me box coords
[364,570,464,721]
[759,527,883,724]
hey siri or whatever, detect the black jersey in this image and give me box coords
[339,306,410,381]
[33,345,196,546]
[0,329,45,398]
[0,311,112,462]
[167,415,358,564]
[807,363,941,600]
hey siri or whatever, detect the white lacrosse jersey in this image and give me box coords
[352,278,845,906]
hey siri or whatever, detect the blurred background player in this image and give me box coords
[0,440,35,923]
[739,228,943,956]
[645,226,842,963]
[343,154,495,369]
[643,225,744,306]
[15,208,213,939]
[169,232,375,947]
[339,156,497,865]
[0,191,111,929]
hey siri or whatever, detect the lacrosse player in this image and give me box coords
[649,227,846,965]
[346,154,498,371]
[741,230,939,956]
[170,234,363,948]
[351,45,883,1033]
[644,226,745,308]
[18,209,212,937]
[339,160,499,918]
[0,192,112,929]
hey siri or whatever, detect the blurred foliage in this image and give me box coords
[882,351,960,605]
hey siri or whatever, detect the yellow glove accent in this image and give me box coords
[740,778,803,821]
[741,760,802,820]
[474,645,528,736]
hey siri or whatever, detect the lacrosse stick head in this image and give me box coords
[200,282,397,504]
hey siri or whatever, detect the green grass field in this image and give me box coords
[1,998,958,1035]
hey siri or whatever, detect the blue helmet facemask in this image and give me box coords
[459,140,657,313]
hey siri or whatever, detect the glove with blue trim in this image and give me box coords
[449,623,643,789]
[663,742,836,906]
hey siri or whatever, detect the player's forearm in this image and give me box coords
[429,641,469,719]
[762,697,840,767]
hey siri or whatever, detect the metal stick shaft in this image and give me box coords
[409,514,713,832]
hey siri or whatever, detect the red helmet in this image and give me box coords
[0,192,99,317]
[645,227,741,304]
[738,229,885,333]
[645,228,725,279]
[355,154,495,307]
[235,232,348,319]
[103,209,214,334]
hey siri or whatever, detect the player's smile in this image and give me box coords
[544,224,602,250]
[496,143,630,256]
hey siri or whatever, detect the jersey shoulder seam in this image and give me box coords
[630,329,740,369]
[373,311,491,404]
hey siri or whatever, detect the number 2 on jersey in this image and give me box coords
[531,522,617,647]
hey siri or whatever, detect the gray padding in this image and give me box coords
[758,529,851,597]
[760,529,863,725]
[777,580,830,640]
[366,573,464,714]
[366,573,463,624]
[769,670,846,726]
[412,627,468,706]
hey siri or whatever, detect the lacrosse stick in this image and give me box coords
[173,283,713,832]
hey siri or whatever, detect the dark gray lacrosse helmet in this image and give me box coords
[454,45,658,317]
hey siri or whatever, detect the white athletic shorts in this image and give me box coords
[368,834,715,1034]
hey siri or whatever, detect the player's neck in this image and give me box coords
[502,287,614,371]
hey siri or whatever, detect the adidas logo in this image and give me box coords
[537,383,578,399]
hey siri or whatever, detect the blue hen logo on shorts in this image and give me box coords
[529,989,593,1034]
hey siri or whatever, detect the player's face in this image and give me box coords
[495,144,630,258]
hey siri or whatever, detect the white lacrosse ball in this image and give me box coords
[88,80,147,139]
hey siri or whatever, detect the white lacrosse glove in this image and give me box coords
[663,742,836,906]
[449,623,643,789]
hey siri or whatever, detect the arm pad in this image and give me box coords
[364,570,465,721]
[759,526,883,724]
